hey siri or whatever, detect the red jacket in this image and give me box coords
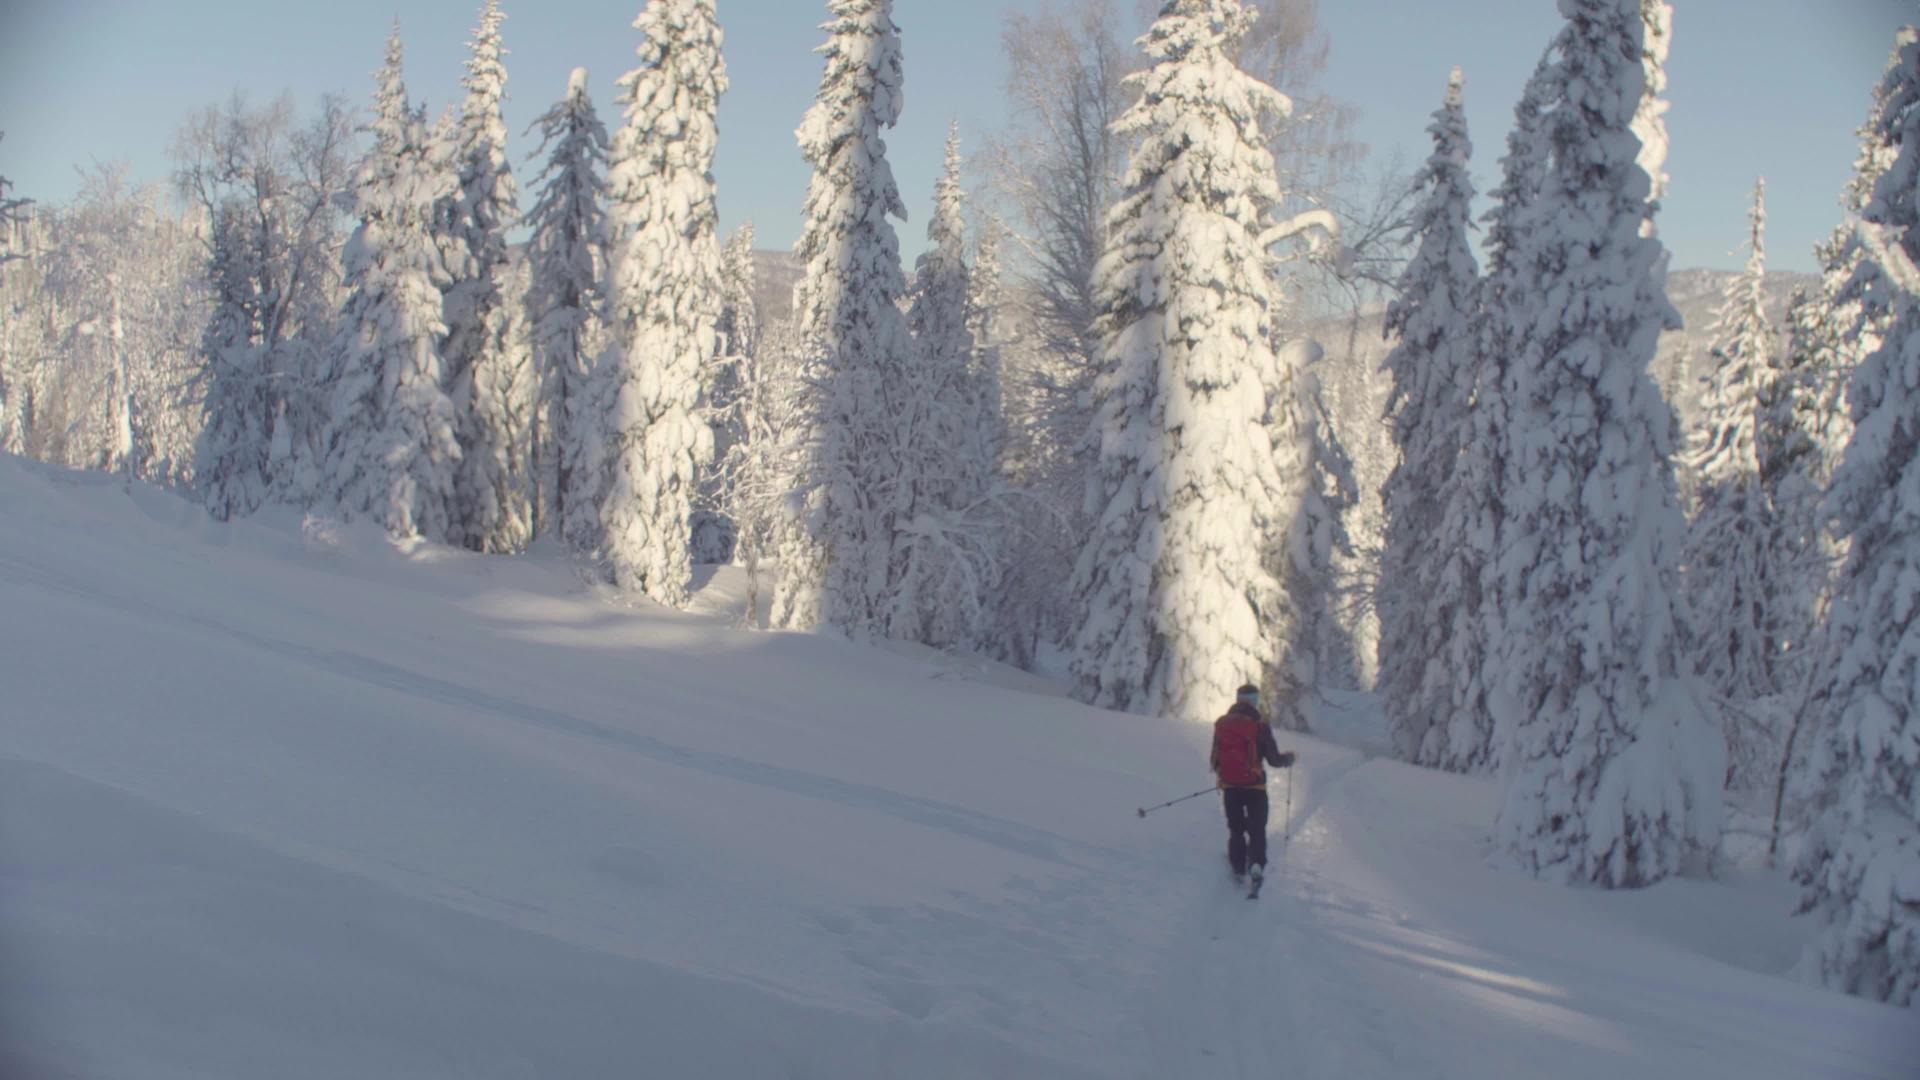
[1210,702,1286,788]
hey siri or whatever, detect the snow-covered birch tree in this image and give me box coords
[1378,68,1480,760]
[968,218,1008,467]
[591,0,726,605]
[773,0,914,635]
[441,0,526,553]
[0,152,29,455]
[1068,0,1295,722]
[524,66,609,546]
[1681,178,1782,793]
[1793,23,1920,1008]
[1285,348,1359,704]
[323,27,462,543]
[174,94,355,518]
[1489,0,1721,888]
[691,221,759,565]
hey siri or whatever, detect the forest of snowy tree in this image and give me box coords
[0,0,1913,1007]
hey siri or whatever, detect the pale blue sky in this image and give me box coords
[0,1,1911,273]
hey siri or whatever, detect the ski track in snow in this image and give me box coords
[3,459,1918,1079]
[1132,742,1918,1080]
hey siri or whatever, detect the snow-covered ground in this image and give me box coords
[0,455,1913,1079]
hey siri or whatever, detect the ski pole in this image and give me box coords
[1280,764,1294,867]
[1283,765,1294,839]
[1136,786,1218,818]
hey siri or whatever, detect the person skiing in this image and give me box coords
[1210,683,1296,889]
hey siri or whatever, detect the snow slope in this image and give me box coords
[0,456,1912,1079]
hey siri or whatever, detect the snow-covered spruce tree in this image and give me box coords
[1764,31,1914,854]
[591,0,726,605]
[691,221,759,565]
[440,0,526,553]
[1767,31,1909,560]
[194,204,276,520]
[1410,50,1561,774]
[1632,0,1673,230]
[1379,68,1481,761]
[524,65,609,545]
[895,125,1001,649]
[773,0,914,635]
[1794,24,1920,1008]
[323,27,462,543]
[1682,178,1783,793]
[1488,0,1722,888]
[1069,0,1295,721]
[906,127,988,504]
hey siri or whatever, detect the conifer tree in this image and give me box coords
[894,125,1000,648]
[1406,51,1558,774]
[1682,178,1781,792]
[1633,0,1673,230]
[1379,68,1480,760]
[442,0,526,552]
[195,205,276,520]
[524,66,609,545]
[774,0,914,635]
[1069,0,1295,721]
[592,0,727,605]
[324,27,462,542]
[1489,0,1721,887]
[1765,33,1910,660]
[1795,24,1920,1008]
[907,127,983,501]
[1763,34,1914,859]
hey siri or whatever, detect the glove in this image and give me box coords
[1277,752,1297,768]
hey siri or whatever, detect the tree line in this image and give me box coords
[1373,3,1917,1006]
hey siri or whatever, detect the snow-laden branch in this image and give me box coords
[1261,209,1351,277]
[1260,208,1341,249]
[1856,214,1920,295]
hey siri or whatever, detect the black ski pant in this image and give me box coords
[1221,786,1269,873]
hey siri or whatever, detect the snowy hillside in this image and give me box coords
[0,455,1912,1079]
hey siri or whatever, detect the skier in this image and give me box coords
[1210,683,1296,891]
